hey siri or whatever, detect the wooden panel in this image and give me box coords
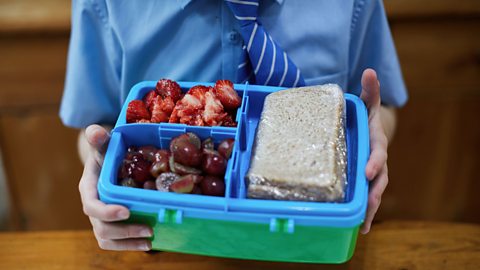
[0,34,69,109]
[0,221,479,270]
[385,0,480,18]
[391,19,480,96]
[377,96,480,223]
[0,110,90,230]
[0,0,479,233]
[0,0,70,33]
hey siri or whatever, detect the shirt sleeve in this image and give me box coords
[347,0,408,107]
[60,0,122,128]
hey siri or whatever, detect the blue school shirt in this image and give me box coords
[60,0,408,128]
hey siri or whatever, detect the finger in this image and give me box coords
[365,121,388,180]
[85,124,110,154]
[79,156,130,221]
[360,68,381,110]
[90,218,153,240]
[97,238,152,251]
[360,165,389,234]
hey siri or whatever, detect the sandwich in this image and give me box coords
[246,84,347,202]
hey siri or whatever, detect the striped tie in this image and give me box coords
[225,0,306,87]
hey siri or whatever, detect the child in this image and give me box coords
[63,0,407,251]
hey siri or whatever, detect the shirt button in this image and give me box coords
[228,31,241,44]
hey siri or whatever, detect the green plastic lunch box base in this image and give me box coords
[127,211,359,264]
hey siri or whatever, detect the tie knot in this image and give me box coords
[225,0,259,26]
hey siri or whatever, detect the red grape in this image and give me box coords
[117,160,130,179]
[154,149,170,163]
[191,185,202,195]
[170,175,195,193]
[156,172,180,191]
[138,145,157,162]
[128,158,151,182]
[171,139,202,167]
[143,180,156,190]
[202,151,227,176]
[200,176,225,196]
[169,156,202,175]
[201,137,214,152]
[119,178,139,188]
[125,152,142,162]
[218,138,234,159]
[150,160,169,177]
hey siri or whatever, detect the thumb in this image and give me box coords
[85,124,110,153]
[360,69,381,110]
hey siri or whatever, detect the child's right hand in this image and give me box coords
[78,125,153,251]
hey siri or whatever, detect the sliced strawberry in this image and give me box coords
[161,96,175,114]
[222,114,237,127]
[203,89,227,126]
[214,80,241,110]
[126,100,150,123]
[143,90,158,111]
[137,119,152,123]
[151,96,170,123]
[187,85,209,105]
[156,79,182,102]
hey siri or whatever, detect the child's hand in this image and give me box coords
[78,125,153,250]
[359,69,390,234]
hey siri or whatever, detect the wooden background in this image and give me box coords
[0,0,479,231]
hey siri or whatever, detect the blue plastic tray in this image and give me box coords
[98,81,369,228]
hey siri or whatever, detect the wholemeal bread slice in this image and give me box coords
[246,84,347,202]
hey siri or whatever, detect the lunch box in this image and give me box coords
[98,81,369,263]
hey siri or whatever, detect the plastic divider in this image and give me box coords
[225,95,368,222]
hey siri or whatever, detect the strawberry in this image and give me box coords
[137,119,152,123]
[222,114,237,127]
[187,85,209,105]
[156,79,182,102]
[203,89,227,126]
[161,96,175,114]
[214,80,241,110]
[126,100,150,123]
[151,96,170,123]
[143,90,158,111]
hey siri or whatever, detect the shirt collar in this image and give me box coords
[177,0,284,10]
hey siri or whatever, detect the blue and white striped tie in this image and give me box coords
[225,0,306,87]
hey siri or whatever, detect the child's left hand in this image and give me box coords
[359,69,390,234]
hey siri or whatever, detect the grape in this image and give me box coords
[119,178,139,188]
[217,138,235,159]
[127,158,152,182]
[138,145,157,162]
[200,176,225,196]
[191,185,202,195]
[170,175,195,193]
[143,180,156,190]
[169,156,202,175]
[154,149,170,163]
[171,139,202,167]
[125,152,142,162]
[185,132,201,149]
[202,151,227,176]
[201,137,214,152]
[150,160,169,178]
[156,172,180,191]
[117,160,130,179]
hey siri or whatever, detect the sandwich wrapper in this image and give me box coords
[246,85,348,202]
